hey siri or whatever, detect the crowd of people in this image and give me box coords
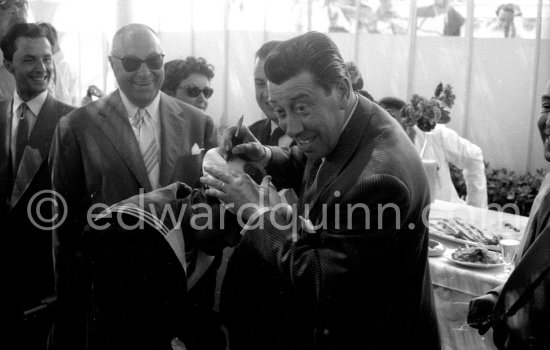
[0,0,548,350]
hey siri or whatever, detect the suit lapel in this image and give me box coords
[159,93,187,186]
[261,119,272,145]
[96,91,152,192]
[0,99,11,209]
[494,225,550,321]
[10,94,59,208]
[308,97,372,212]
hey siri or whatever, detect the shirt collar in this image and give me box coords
[119,89,161,122]
[13,90,49,117]
[269,120,279,134]
[342,93,359,133]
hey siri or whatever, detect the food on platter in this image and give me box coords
[429,217,501,246]
[451,246,501,264]
[428,239,445,257]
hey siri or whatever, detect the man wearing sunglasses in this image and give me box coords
[0,0,28,100]
[49,23,218,350]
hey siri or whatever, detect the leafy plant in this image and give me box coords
[450,162,546,216]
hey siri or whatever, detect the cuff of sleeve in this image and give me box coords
[259,146,272,168]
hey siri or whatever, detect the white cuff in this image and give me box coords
[259,146,272,168]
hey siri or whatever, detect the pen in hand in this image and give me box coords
[225,115,244,161]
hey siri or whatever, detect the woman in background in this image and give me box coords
[161,56,214,111]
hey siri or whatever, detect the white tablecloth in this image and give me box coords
[428,200,529,350]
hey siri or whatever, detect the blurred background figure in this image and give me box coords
[162,56,215,111]
[368,0,408,34]
[379,96,416,145]
[37,22,78,106]
[479,3,523,38]
[345,61,374,101]
[248,40,294,148]
[0,0,28,100]
[80,85,105,106]
[400,84,488,208]
[417,0,465,36]
[379,96,406,121]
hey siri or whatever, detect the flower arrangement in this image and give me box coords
[402,83,455,132]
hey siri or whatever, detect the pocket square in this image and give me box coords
[191,143,204,155]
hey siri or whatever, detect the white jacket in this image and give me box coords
[413,124,488,208]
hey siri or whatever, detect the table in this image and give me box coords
[428,200,529,350]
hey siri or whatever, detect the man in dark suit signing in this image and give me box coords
[48,23,217,350]
[0,22,74,349]
[203,31,440,350]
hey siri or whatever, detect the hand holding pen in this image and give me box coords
[220,115,266,163]
[224,115,244,161]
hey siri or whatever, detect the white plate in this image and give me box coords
[443,250,504,269]
[430,230,501,252]
[429,218,501,251]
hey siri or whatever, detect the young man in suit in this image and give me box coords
[203,31,440,350]
[468,81,550,349]
[0,22,74,349]
[48,23,217,350]
[248,40,293,148]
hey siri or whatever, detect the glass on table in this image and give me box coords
[499,230,520,276]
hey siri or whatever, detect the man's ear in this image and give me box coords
[335,76,352,110]
[4,59,14,75]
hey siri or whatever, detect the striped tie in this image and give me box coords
[133,108,160,189]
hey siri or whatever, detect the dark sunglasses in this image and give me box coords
[111,53,165,72]
[180,85,214,99]
[0,0,27,10]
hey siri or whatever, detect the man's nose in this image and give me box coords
[11,3,24,15]
[136,61,151,75]
[283,115,303,138]
[34,59,47,73]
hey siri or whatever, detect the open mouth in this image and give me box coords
[296,136,315,149]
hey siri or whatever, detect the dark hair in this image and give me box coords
[1,22,55,61]
[161,56,215,95]
[358,89,374,101]
[378,96,406,110]
[264,31,348,93]
[345,61,364,91]
[255,40,281,60]
[36,22,58,44]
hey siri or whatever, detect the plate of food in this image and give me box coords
[429,217,501,251]
[444,246,504,269]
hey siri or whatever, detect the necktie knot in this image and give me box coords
[132,108,147,129]
[19,102,28,119]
